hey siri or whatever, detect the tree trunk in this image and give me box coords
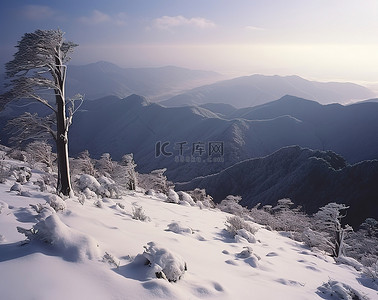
[334,229,345,258]
[55,96,72,196]
[54,49,72,196]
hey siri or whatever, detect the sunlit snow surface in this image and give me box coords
[0,159,376,300]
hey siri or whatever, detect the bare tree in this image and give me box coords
[1,29,80,196]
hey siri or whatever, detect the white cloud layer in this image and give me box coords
[153,15,216,30]
[78,10,127,26]
[21,5,56,21]
[78,10,111,25]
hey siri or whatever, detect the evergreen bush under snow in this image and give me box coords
[135,242,187,282]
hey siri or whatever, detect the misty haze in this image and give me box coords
[0,1,377,300]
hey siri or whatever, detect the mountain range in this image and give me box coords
[176,146,378,228]
[1,94,378,184]
[65,61,224,101]
[2,61,375,108]
[160,74,375,108]
[67,94,378,182]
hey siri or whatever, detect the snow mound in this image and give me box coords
[235,228,257,243]
[10,182,22,193]
[166,222,193,235]
[177,191,196,206]
[46,194,66,212]
[317,280,368,300]
[17,214,100,262]
[76,174,118,198]
[336,256,363,271]
[137,241,187,282]
[166,189,179,204]
[236,246,254,259]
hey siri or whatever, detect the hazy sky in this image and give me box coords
[1,0,378,83]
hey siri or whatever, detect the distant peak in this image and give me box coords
[277,94,320,105]
[123,94,150,106]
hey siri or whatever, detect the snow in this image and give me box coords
[0,161,377,300]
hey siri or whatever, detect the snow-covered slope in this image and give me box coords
[0,159,376,300]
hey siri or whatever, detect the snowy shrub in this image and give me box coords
[302,227,330,251]
[10,166,32,183]
[41,173,57,191]
[137,168,173,194]
[317,280,368,300]
[0,161,10,183]
[345,218,378,267]
[34,179,47,192]
[271,198,294,213]
[249,204,279,230]
[96,153,115,177]
[225,215,258,237]
[116,202,125,209]
[0,201,6,214]
[29,203,45,214]
[74,150,97,176]
[249,200,311,237]
[166,222,193,234]
[363,262,378,282]
[185,188,215,208]
[111,154,137,191]
[17,214,100,261]
[102,252,120,268]
[7,149,26,161]
[76,174,103,196]
[177,191,196,206]
[166,189,179,204]
[132,205,151,222]
[218,195,248,216]
[75,174,119,198]
[145,189,155,196]
[46,194,66,212]
[136,242,187,282]
[98,176,120,198]
[25,141,54,170]
[94,199,103,208]
[268,199,311,234]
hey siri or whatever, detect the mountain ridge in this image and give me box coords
[2,94,378,183]
[66,61,224,101]
[160,74,375,108]
[176,145,378,228]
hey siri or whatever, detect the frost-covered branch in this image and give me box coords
[6,113,57,145]
[66,94,84,129]
[2,29,77,111]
